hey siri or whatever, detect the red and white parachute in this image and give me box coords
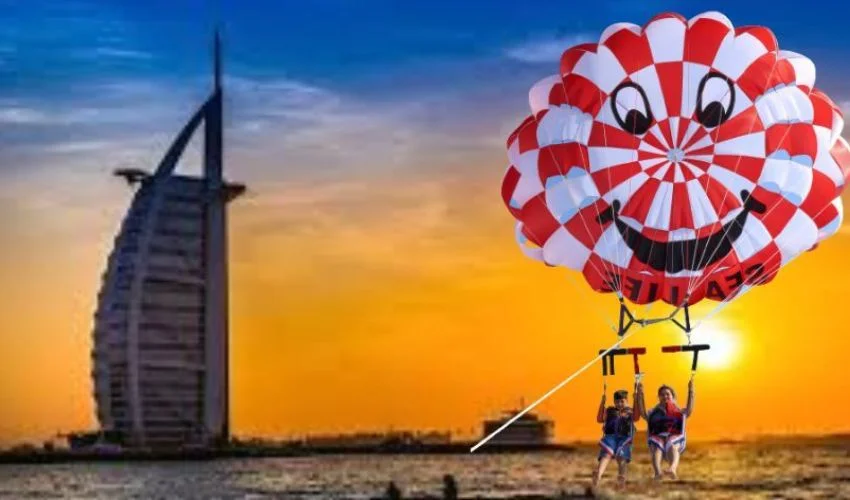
[501,11,850,307]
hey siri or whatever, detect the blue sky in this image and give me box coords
[3,1,849,83]
[1,1,850,187]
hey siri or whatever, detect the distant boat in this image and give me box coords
[481,409,554,447]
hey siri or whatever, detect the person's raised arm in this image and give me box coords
[632,385,641,422]
[684,378,695,417]
[636,382,648,420]
[596,393,606,423]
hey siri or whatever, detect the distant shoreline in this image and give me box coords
[2,434,848,465]
[0,443,577,465]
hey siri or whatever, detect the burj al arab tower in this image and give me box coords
[90,33,243,449]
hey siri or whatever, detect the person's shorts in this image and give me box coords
[598,434,633,462]
[648,432,686,455]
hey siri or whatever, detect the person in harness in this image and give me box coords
[637,379,695,480]
[592,388,641,488]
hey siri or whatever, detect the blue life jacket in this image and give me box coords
[603,407,634,437]
[648,404,684,435]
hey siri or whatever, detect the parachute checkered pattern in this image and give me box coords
[501,11,850,306]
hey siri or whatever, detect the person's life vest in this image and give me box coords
[648,402,684,435]
[603,407,634,437]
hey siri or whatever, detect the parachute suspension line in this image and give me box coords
[685,122,808,303]
[682,73,753,293]
[526,84,623,299]
[470,326,641,453]
[692,194,838,333]
[688,57,826,314]
[605,86,640,294]
[685,56,785,296]
[592,94,626,298]
[607,81,657,300]
[563,270,619,334]
[512,171,620,322]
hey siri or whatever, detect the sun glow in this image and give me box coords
[691,323,741,370]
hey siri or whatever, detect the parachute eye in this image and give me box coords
[696,72,735,128]
[611,82,653,136]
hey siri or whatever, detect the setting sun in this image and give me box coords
[690,323,740,371]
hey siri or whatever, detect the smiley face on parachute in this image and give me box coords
[502,11,850,306]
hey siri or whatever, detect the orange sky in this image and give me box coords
[2,150,850,447]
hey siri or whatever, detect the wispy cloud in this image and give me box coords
[0,107,51,124]
[0,104,179,127]
[0,78,200,134]
[43,140,116,154]
[504,34,595,64]
[89,47,152,60]
[1,69,499,188]
[222,75,493,181]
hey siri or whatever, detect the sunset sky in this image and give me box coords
[2,0,850,447]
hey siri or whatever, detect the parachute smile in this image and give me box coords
[596,190,767,273]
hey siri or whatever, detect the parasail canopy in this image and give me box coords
[501,11,850,306]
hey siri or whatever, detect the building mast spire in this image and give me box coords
[203,25,229,446]
[214,27,222,93]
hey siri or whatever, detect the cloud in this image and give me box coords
[0,103,178,127]
[1,64,504,187]
[0,107,51,125]
[0,78,203,162]
[89,47,152,60]
[504,34,595,64]
[221,75,494,181]
[43,140,116,154]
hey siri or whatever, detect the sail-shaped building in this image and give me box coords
[90,33,243,449]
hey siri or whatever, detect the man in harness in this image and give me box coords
[592,388,641,488]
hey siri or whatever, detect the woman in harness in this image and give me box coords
[592,388,641,488]
[637,379,695,480]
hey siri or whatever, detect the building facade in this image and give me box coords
[90,33,243,449]
[481,411,554,447]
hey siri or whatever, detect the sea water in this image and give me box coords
[1,439,848,499]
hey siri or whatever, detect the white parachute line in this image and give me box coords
[607,67,676,316]
[606,83,650,295]
[563,269,619,334]
[683,79,744,293]
[604,87,625,293]
[526,80,623,297]
[686,52,822,296]
[604,83,661,298]
[686,93,814,297]
[514,170,622,317]
[617,82,664,313]
[684,103,757,292]
[576,87,623,298]
[692,197,838,331]
[512,156,617,297]
[470,326,640,452]
[685,54,786,294]
[674,44,692,311]
[692,252,778,330]
[682,65,755,293]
